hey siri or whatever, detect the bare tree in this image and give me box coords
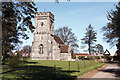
[23,45,31,52]
[54,26,79,52]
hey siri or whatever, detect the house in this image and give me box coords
[72,52,104,60]
[14,50,30,57]
[30,12,72,61]
[72,53,89,59]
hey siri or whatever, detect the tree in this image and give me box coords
[2,1,37,60]
[102,2,120,57]
[95,44,104,54]
[54,26,79,52]
[81,24,97,55]
[23,45,31,52]
[55,0,71,3]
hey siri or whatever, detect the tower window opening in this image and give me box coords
[41,22,44,26]
[39,44,43,54]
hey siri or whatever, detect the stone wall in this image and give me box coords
[31,12,72,61]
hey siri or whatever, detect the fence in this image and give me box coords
[2,59,103,80]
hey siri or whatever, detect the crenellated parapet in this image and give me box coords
[35,12,54,19]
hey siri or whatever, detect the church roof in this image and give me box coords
[53,35,69,53]
[54,35,64,44]
[60,45,69,53]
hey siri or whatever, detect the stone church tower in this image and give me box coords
[31,12,72,61]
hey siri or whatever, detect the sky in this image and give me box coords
[21,2,118,55]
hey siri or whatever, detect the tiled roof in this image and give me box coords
[73,53,89,57]
[60,45,69,53]
[54,35,64,44]
[14,50,30,56]
[73,53,104,57]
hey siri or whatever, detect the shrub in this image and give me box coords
[94,56,100,59]
[78,56,85,60]
[86,56,93,60]
[101,56,105,58]
[104,56,112,62]
[6,56,22,67]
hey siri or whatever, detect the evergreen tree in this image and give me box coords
[102,2,120,57]
[2,1,37,60]
[81,24,97,55]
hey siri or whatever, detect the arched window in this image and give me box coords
[39,44,43,54]
[41,22,44,26]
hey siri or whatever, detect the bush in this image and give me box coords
[6,56,23,67]
[104,56,112,62]
[78,56,85,60]
[21,57,28,63]
[94,56,100,59]
[85,56,93,60]
[101,56,105,58]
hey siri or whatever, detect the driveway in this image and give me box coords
[77,62,120,80]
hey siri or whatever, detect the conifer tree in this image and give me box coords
[81,24,97,55]
[102,2,120,58]
[2,1,37,60]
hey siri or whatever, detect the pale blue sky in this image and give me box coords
[21,2,118,55]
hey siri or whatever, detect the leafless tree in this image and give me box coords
[23,45,31,52]
[54,26,79,52]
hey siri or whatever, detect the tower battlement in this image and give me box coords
[35,12,54,18]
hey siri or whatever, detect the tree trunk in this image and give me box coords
[88,42,91,66]
[88,42,91,55]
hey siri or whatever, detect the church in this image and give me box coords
[30,12,72,61]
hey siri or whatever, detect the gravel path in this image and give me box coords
[91,63,119,78]
[77,63,120,80]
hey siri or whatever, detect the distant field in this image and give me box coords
[2,60,104,80]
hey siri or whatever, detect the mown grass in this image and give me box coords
[1,60,104,80]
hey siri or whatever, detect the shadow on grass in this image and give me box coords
[1,70,16,75]
[2,64,77,80]
[25,61,38,64]
[62,70,80,73]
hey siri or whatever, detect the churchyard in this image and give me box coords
[1,60,104,80]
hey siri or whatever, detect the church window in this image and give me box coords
[39,44,43,54]
[41,22,44,26]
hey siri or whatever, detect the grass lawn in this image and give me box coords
[1,60,104,80]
